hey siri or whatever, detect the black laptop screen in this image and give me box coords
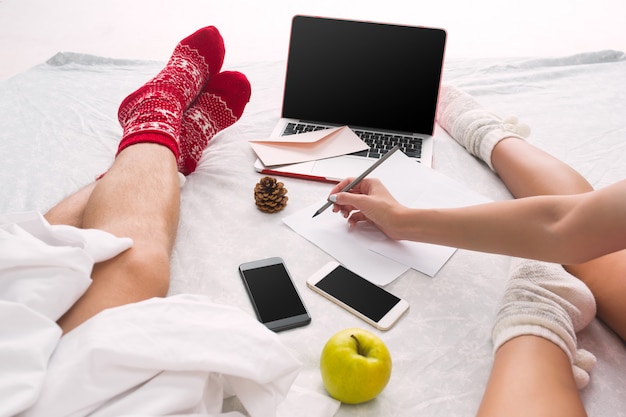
[282,15,447,135]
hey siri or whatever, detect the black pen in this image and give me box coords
[312,145,400,218]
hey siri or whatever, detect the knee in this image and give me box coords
[114,244,171,299]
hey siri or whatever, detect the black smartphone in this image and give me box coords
[238,257,311,332]
[307,262,409,330]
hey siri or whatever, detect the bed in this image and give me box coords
[1,49,625,416]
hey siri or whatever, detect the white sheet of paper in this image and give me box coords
[365,151,491,276]
[283,201,410,285]
[283,151,491,284]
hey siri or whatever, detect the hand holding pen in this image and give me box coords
[312,146,400,218]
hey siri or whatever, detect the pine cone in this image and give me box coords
[254,176,288,213]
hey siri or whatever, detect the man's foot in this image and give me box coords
[116,26,225,158]
[178,71,251,175]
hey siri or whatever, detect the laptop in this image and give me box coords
[255,15,447,182]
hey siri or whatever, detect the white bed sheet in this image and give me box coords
[0,211,304,417]
[1,50,625,416]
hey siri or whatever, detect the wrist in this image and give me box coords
[388,206,421,241]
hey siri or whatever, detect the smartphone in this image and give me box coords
[307,262,409,330]
[238,257,311,332]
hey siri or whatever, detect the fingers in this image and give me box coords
[329,178,381,217]
[328,177,355,195]
[331,192,358,217]
[346,211,368,228]
[330,177,383,196]
[326,177,403,239]
[329,193,369,225]
[329,178,379,202]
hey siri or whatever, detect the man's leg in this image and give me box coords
[491,138,626,341]
[57,144,179,333]
[45,182,95,228]
[52,26,227,333]
[48,30,249,333]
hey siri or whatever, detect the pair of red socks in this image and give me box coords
[117,26,251,175]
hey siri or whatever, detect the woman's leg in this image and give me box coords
[477,258,595,417]
[437,84,626,341]
[437,85,607,417]
[491,137,626,341]
[477,335,587,417]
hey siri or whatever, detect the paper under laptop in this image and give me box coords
[255,15,447,182]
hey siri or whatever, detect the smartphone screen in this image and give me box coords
[308,262,409,330]
[239,257,311,332]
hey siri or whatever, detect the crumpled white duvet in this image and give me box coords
[0,212,309,417]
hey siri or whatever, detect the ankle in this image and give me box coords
[438,85,530,171]
[116,26,226,162]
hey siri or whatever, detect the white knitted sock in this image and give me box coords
[437,84,531,171]
[492,258,597,389]
[572,348,597,389]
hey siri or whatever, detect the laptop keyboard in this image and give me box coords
[282,122,422,160]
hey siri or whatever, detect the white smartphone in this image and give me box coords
[307,262,409,330]
[239,257,311,332]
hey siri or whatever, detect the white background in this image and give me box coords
[1,0,625,79]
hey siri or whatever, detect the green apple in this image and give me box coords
[320,328,392,404]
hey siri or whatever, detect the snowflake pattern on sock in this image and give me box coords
[116,26,225,158]
[178,71,251,175]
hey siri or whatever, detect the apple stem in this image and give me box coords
[350,334,365,356]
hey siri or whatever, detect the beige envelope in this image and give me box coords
[249,126,368,167]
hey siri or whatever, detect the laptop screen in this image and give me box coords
[282,16,447,135]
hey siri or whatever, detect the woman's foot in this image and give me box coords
[492,258,597,388]
[437,84,530,171]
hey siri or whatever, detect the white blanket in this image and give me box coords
[1,50,625,417]
[0,212,332,417]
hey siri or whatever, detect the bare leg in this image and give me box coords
[57,143,180,333]
[477,336,586,417]
[49,26,241,334]
[477,256,595,417]
[44,182,95,228]
[491,138,626,341]
[438,87,599,417]
[491,138,593,198]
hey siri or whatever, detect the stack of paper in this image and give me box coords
[283,151,490,285]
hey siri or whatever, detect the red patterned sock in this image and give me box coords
[177,71,251,174]
[116,26,225,158]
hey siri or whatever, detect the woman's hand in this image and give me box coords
[328,178,406,240]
